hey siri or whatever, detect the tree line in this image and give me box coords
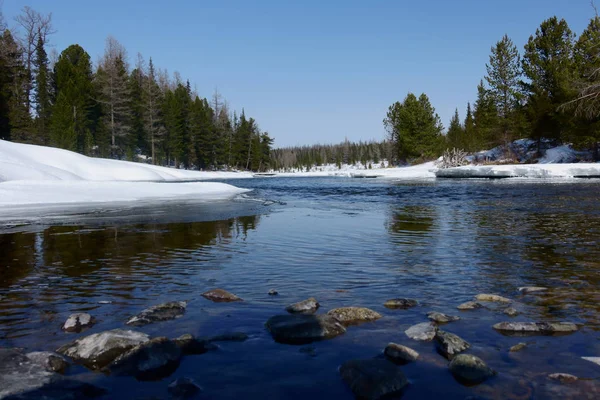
[385,14,600,163]
[0,6,273,171]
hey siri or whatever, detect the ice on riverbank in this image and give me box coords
[436,163,600,179]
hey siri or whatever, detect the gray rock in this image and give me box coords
[548,373,578,383]
[503,307,519,317]
[493,322,578,336]
[405,322,437,341]
[173,334,216,355]
[126,301,187,326]
[25,352,69,374]
[435,330,470,359]
[475,294,511,303]
[518,286,548,294]
[105,337,181,381]
[61,313,95,333]
[268,289,278,296]
[339,359,409,400]
[207,332,249,342]
[509,342,527,352]
[427,311,460,323]
[201,289,242,302]
[384,298,418,309]
[57,329,150,369]
[449,354,495,385]
[457,301,483,310]
[384,343,419,364]
[327,307,382,326]
[168,377,203,398]
[285,297,319,314]
[265,314,346,344]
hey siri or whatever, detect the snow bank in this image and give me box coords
[436,163,600,179]
[272,160,436,179]
[0,140,251,210]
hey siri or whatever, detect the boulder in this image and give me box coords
[25,352,69,374]
[384,298,418,309]
[384,343,419,364]
[548,373,578,383]
[327,307,382,326]
[509,343,527,352]
[339,359,409,400]
[518,287,548,294]
[126,301,187,326]
[57,329,150,369]
[201,289,242,303]
[285,297,319,314]
[493,322,578,336]
[457,301,483,310]
[427,311,460,323]
[405,322,437,341]
[475,294,511,303]
[265,314,346,344]
[105,337,181,381]
[2,379,106,400]
[173,334,216,355]
[168,377,203,398]
[449,354,495,385]
[61,313,95,333]
[435,330,470,359]
[503,307,519,317]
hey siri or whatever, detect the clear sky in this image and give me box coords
[1,0,595,147]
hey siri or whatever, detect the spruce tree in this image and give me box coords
[446,108,464,149]
[463,102,475,151]
[143,57,165,164]
[34,32,51,145]
[473,81,499,151]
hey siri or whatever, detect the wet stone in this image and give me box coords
[339,359,409,400]
[173,334,216,355]
[435,330,470,359]
[548,373,578,383]
[519,286,548,294]
[168,377,203,398]
[493,322,579,336]
[457,301,483,311]
[327,307,382,326]
[509,342,527,352]
[26,351,69,374]
[207,332,249,342]
[265,314,346,344]
[201,289,242,303]
[503,307,519,317]
[449,354,495,385]
[268,289,278,296]
[126,301,187,326]
[427,311,460,323]
[384,343,419,364]
[405,322,437,341]
[384,298,418,309]
[475,294,511,303]
[285,297,319,314]
[62,313,95,333]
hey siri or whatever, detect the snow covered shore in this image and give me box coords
[435,163,600,179]
[0,140,251,208]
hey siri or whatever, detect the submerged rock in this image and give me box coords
[265,314,346,344]
[518,286,548,294]
[384,343,419,364]
[327,307,382,326]
[173,334,216,355]
[548,373,578,383]
[62,313,95,333]
[339,359,409,400]
[168,377,203,398]
[435,330,470,359]
[503,307,519,317]
[3,379,107,400]
[449,354,495,385]
[457,301,483,310]
[493,322,578,336]
[126,301,187,326]
[201,289,242,303]
[509,342,527,352]
[57,329,150,369]
[207,332,249,342]
[384,298,418,309]
[427,311,460,323]
[475,294,511,303]
[105,337,181,381]
[26,351,69,374]
[268,289,279,296]
[405,322,437,341]
[285,297,319,314]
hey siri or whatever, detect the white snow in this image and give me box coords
[0,140,251,210]
[272,160,436,179]
[436,163,600,179]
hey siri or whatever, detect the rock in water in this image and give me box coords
[548,373,578,383]
[62,313,95,333]
[327,307,382,326]
[435,330,470,359]
[268,289,279,296]
[168,377,203,398]
[201,289,242,303]
[518,286,548,294]
[384,343,419,364]
[339,359,409,400]
[26,351,69,374]
[405,322,437,341]
[427,311,460,323]
[503,307,519,317]
[285,297,319,314]
[105,337,182,381]
[475,294,511,303]
[449,354,495,385]
[384,298,418,309]
[510,343,527,352]
[126,301,187,326]
[265,314,346,344]
[207,332,249,342]
[57,329,150,369]
[493,322,578,336]
[457,301,483,310]
[173,334,216,355]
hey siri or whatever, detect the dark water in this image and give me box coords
[1,177,600,399]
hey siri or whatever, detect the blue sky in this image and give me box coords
[2,0,595,147]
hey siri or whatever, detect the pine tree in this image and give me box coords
[473,81,500,151]
[142,57,165,164]
[446,108,464,149]
[463,102,475,151]
[34,31,51,145]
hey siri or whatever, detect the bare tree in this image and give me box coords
[0,1,6,31]
[15,6,54,113]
